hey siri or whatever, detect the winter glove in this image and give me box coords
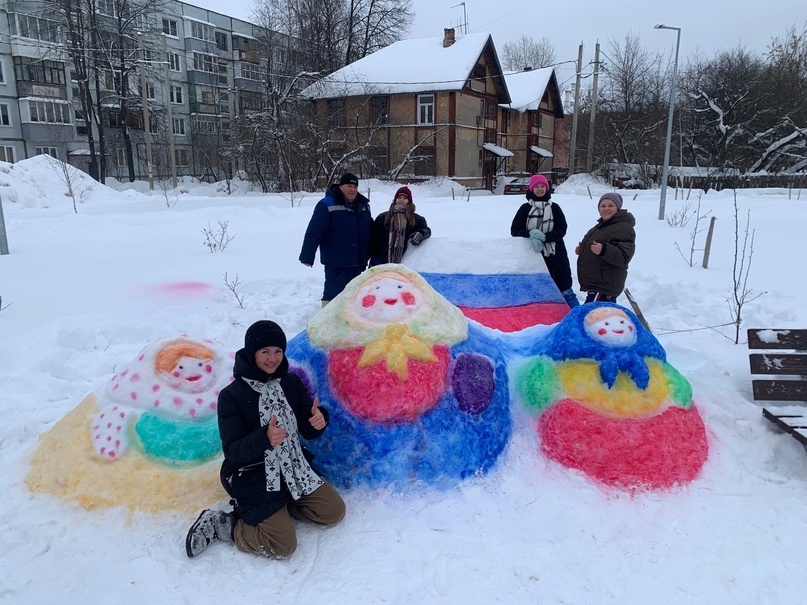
[409,232,424,246]
[529,229,545,252]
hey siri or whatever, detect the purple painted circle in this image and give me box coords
[451,354,495,414]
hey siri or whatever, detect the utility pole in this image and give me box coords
[138,32,154,190]
[0,193,9,255]
[162,34,177,188]
[567,42,584,176]
[586,42,600,173]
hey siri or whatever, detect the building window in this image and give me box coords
[501,109,509,134]
[472,64,485,81]
[11,13,62,43]
[238,91,262,112]
[35,146,59,158]
[0,104,10,126]
[237,62,260,81]
[172,118,185,135]
[145,83,156,100]
[192,114,221,134]
[371,96,388,125]
[0,61,4,83]
[0,146,15,163]
[170,85,183,104]
[13,57,66,85]
[168,52,181,72]
[175,148,189,167]
[215,32,228,51]
[484,128,496,144]
[531,110,541,127]
[97,0,116,17]
[327,99,346,128]
[162,18,178,37]
[192,52,216,73]
[113,147,126,166]
[485,100,496,118]
[26,100,71,124]
[414,145,435,176]
[195,84,218,106]
[189,21,214,42]
[417,94,434,125]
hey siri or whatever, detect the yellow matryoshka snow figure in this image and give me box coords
[517,303,708,490]
[286,264,513,488]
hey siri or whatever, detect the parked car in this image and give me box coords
[503,177,531,195]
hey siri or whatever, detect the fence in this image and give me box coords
[674,174,807,192]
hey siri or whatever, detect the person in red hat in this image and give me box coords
[368,185,431,266]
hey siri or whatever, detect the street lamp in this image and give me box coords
[654,24,681,220]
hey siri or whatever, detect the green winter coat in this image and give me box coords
[576,210,636,297]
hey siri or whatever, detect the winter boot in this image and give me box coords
[561,288,580,308]
[185,509,236,558]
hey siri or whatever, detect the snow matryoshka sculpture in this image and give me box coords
[26,336,232,514]
[286,264,512,489]
[517,303,708,490]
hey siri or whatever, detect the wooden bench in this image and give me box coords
[748,329,807,447]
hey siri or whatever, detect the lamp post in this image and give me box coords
[654,24,681,220]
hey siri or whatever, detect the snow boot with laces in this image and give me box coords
[185,509,236,558]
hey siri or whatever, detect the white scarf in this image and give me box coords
[243,377,323,500]
[526,200,556,257]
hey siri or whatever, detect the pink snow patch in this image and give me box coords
[141,282,216,302]
[152,384,160,392]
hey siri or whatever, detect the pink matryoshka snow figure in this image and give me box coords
[286,264,513,488]
[91,336,232,464]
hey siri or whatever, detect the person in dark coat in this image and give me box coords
[575,192,636,303]
[185,320,345,559]
[299,172,372,306]
[369,185,431,266]
[510,174,579,308]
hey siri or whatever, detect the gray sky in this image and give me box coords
[187,0,805,88]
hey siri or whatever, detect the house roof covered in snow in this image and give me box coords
[301,32,509,102]
[501,67,564,116]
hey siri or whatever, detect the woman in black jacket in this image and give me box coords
[185,320,345,559]
[510,174,579,308]
[369,186,431,266]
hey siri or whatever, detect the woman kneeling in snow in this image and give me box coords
[185,320,345,559]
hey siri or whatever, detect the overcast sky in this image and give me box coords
[187,0,805,88]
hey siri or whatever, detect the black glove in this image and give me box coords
[409,232,424,246]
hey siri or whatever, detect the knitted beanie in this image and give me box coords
[339,173,359,186]
[529,174,550,191]
[244,320,287,358]
[394,186,413,203]
[599,192,624,210]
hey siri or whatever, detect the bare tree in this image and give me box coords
[501,34,556,71]
[728,190,762,344]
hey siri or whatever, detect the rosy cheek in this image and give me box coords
[362,294,376,308]
[172,371,181,377]
[205,364,212,373]
[628,326,634,332]
[401,292,416,306]
[598,328,607,335]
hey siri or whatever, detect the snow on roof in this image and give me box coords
[530,145,553,158]
[483,142,514,158]
[301,33,494,99]
[501,67,554,112]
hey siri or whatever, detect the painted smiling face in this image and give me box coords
[162,355,216,391]
[353,275,423,323]
[584,307,637,347]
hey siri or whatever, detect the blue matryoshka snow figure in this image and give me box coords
[286,264,512,489]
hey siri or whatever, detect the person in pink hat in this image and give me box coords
[369,185,431,265]
[510,174,579,307]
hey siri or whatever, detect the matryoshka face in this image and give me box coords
[354,275,423,323]
[584,309,637,347]
[161,355,215,392]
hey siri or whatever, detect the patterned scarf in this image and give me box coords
[526,200,556,257]
[387,205,408,263]
[243,377,323,500]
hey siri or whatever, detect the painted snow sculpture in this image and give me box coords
[516,303,708,490]
[286,264,512,488]
[406,237,570,332]
[26,336,232,514]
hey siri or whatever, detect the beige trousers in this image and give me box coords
[233,481,345,559]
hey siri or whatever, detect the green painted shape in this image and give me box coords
[133,413,221,466]
[517,356,561,413]
[664,362,693,407]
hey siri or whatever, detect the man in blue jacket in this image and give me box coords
[299,173,372,306]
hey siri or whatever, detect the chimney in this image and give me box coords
[443,28,456,48]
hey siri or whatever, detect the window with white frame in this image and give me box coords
[189,21,214,42]
[35,146,59,158]
[196,84,218,105]
[0,146,15,163]
[162,18,178,37]
[145,83,156,100]
[238,62,260,81]
[170,85,183,104]
[192,114,221,134]
[97,0,116,17]
[175,148,188,167]
[0,61,5,84]
[172,117,185,135]
[192,52,216,73]
[417,94,434,125]
[26,100,71,124]
[10,13,61,44]
[168,52,181,72]
[0,104,10,126]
